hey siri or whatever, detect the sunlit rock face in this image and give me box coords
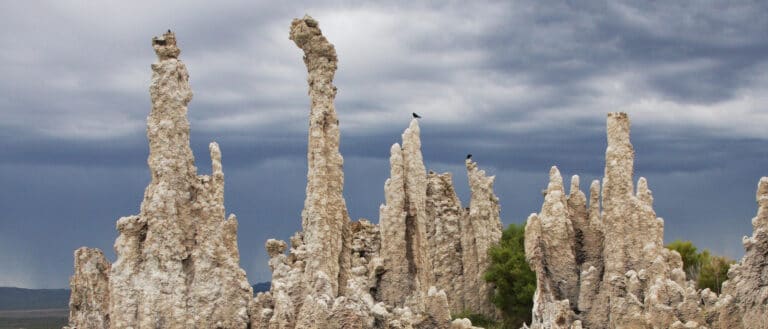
[524,112,768,329]
[249,16,503,329]
[66,30,252,329]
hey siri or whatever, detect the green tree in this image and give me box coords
[665,240,734,294]
[485,223,536,328]
[698,255,734,294]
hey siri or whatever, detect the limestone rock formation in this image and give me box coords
[67,16,506,329]
[66,248,110,329]
[67,30,253,329]
[290,14,351,299]
[422,159,504,316]
[249,16,504,329]
[376,120,503,317]
[426,171,466,311]
[65,15,768,329]
[714,177,768,329]
[462,159,504,316]
[524,112,768,329]
[525,113,701,328]
[378,119,433,308]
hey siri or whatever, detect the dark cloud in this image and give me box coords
[1,0,768,287]
[478,1,768,104]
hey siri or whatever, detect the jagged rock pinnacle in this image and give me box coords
[67,31,252,329]
[378,117,431,306]
[603,111,634,203]
[251,17,488,329]
[717,177,768,327]
[290,14,349,298]
[66,248,110,329]
[462,158,503,316]
[523,112,768,329]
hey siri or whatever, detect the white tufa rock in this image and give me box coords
[249,16,500,329]
[66,248,110,329]
[524,112,768,329]
[65,18,768,329]
[67,30,252,329]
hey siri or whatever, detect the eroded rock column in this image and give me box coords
[378,119,433,307]
[110,29,198,328]
[715,178,768,329]
[524,113,701,329]
[378,142,411,306]
[525,167,580,327]
[66,248,110,329]
[463,159,504,316]
[426,172,466,312]
[290,15,351,298]
[106,31,252,329]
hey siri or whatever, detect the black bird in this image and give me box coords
[412,112,422,119]
[168,29,172,33]
[466,154,472,160]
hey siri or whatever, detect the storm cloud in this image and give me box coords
[1,0,767,287]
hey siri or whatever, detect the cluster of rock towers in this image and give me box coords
[249,16,502,329]
[66,16,500,329]
[65,16,768,329]
[524,113,768,329]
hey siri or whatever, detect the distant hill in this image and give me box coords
[0,287,69,310]
[252,282,270,294]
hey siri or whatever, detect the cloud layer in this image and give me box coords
[1,1,767,287]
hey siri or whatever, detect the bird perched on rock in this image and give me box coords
[412,112,422,119]
[466,154,472,160]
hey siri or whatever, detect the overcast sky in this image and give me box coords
[1,1,767,288]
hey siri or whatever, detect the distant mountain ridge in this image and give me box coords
[0,287,69,310]
[0,283,271,311]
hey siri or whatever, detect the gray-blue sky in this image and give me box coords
[1,1,767,288]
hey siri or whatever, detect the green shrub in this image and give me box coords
[484,223,535,328]
[697,255,734,294]
[666,240,704,280]
[665,239,735,293]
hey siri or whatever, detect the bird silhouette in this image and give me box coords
[466,154,472,160]
[412,112,422,119]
